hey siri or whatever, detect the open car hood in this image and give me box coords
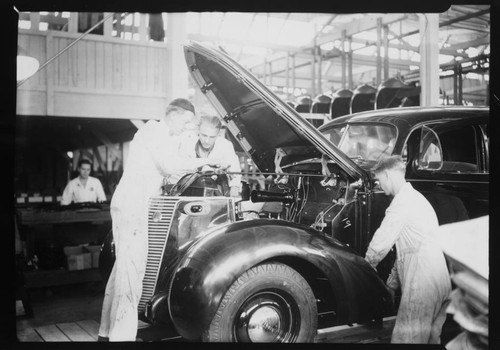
[184,42,366,180]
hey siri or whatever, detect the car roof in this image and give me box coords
[320,106,489,130]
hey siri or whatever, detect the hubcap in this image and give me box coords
[247,306,281,342]
[233,290,300,342]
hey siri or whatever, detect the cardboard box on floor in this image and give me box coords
[85,245,101,269]
[63,246,91,271]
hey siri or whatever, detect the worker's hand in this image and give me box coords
[206,157,230,169]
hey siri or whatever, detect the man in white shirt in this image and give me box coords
[98,99,227,342]
[177,115,242,197]
[365,155,451,343]
[61,159,106,205]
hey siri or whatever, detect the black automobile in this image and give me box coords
[100,42,489,343]
[319,106,489,225]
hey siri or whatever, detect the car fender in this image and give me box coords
[168,218,391,340]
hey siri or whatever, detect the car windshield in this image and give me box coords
[324,124,397,162]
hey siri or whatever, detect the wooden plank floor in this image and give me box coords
[18,318,394,342]
[17,319,163,342]
[17,320,99,342]
[315,316,395,343]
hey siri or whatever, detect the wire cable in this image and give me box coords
[17,12,117,88]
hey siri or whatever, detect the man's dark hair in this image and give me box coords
[165,98,195,116]
[78,159,92,168]
[371,155,406,174]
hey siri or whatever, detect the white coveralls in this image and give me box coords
[98,119,202,341]
[365,182,452,343]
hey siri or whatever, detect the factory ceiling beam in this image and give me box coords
[447,23,489,33]
[348,35,468,58]
[246,51,312,70]
[315,14,338,39]
[247,36,458,73]
[439,8,489,29]
[259,53,415,78]
[316,14,408,46]
[445,36,489,52]
[188,33,309,56]
[393,8,490,40]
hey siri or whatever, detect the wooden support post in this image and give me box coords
[30,12,40,31]
[383,25,389,81]
[347,36,353,90]
[103,12,113,38]
[376,18,382,86]
[341,30,346,89]
[419,13,440,106]
[139,13,148,41]
[285,52,290,99]
[311,51,316,97]
[92,146,106,174]
[457,65,463,105]
[165,13,188,101]
[318,47,322,95]
[453,63,458,104]
[68,12,78,33]
[45,31,54,115]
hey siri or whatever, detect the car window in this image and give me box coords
[480,123,489,172]
[418,126,443,170]
[321,126,345,146]
[337,124,397,161]
[417,123,481,174]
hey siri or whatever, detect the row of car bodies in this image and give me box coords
[295,77,420,127]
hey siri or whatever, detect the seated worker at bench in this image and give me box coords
[61,159,106,205]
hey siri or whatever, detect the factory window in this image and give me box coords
[78,12,104,35]
[18,12,70,31]
[44,12,69,31]
[112,13,140,40]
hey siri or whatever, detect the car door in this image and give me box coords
[405,117,489,224]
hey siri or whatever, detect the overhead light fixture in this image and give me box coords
[17,45,40,82]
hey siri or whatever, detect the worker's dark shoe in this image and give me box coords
[136,337,143,342]
[97,336,109,342]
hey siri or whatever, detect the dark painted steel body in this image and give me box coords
[167,219,390,339]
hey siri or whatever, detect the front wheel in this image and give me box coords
[203,262,318,342]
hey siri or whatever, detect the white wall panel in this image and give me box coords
[17,30,170,118]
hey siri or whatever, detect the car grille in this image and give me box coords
[138,197,177,312]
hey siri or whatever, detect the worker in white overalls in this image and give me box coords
[98,98,227,341]
[365,155,451,343]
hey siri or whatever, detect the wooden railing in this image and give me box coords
[17,28,170,119]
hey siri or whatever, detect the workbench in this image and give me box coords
[16,204,112,289]
[16,205,111,226]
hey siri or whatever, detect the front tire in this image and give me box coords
[203,262,318,342]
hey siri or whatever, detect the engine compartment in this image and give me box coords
[165,159,361,247]
[248,160,359,243]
